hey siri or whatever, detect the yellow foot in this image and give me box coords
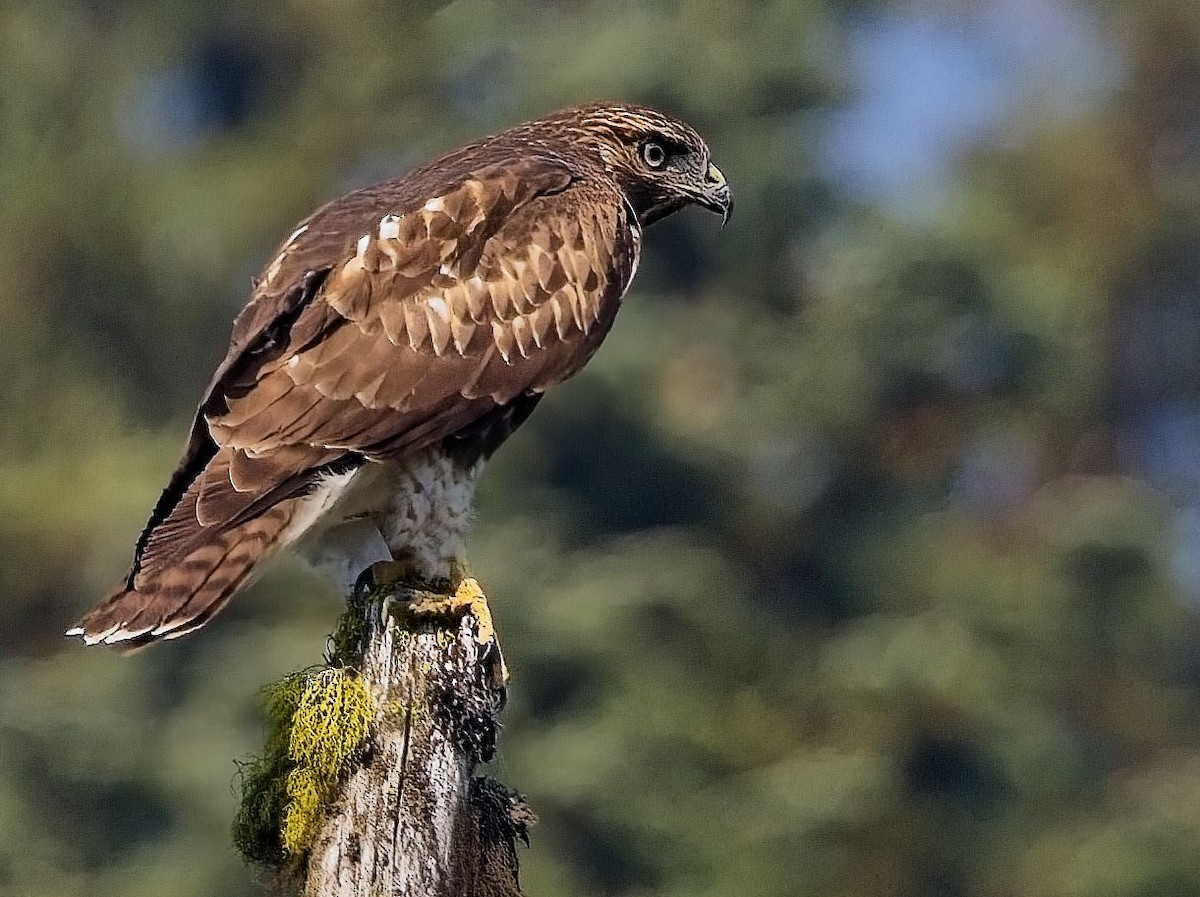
[358,564,508,687]
[409,577,494,646]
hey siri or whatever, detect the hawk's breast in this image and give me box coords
[288,449,484,589]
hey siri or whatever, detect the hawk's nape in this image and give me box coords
[70,102,731,647]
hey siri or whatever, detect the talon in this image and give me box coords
[489,642,510,691]
[378,593,395,632]
[458,577,493,645]
[352,566,375,599]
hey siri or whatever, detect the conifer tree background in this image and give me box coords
[4,1,1200,895]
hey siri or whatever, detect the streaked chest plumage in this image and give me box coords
[287,450,483,590]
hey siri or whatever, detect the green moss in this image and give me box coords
[328,589,370,668]
[233,672,308,866]
[233,667,374,866]
[331,579,437,667]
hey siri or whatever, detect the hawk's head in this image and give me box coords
[531,102,732,227]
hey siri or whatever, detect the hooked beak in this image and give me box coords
[698,162,732,227]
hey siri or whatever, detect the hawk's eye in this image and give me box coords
[640,141,667,170]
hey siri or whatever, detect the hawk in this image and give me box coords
[70,102,731,647]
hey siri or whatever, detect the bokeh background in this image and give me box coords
[4,0,1200,894]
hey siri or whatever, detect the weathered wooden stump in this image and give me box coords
[235,582,531,897]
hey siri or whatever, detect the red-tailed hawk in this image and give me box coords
[70,102,731,647]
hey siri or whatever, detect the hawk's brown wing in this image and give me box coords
[209,169,636,457]
[74,155,640,645]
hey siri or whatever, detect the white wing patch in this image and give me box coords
[264,224,311,286]
[379,214,402,240]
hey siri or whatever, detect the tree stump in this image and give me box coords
[235,582,532,897]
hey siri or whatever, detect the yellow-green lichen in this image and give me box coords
[282,668,373,854]
[233,667,374,866]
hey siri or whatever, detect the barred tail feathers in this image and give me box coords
[69,501,297,647]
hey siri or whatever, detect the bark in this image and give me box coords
[302,585,530,897]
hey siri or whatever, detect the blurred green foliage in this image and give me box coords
[4,0,1200,895]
